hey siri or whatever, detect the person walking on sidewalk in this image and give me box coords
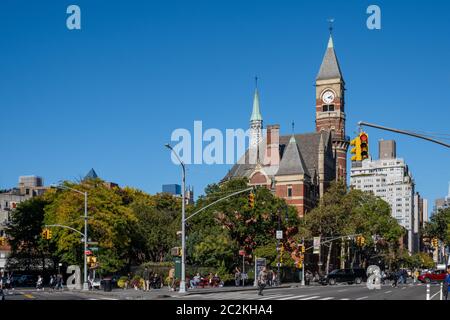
[234,267,241,287]
[143,267,150,292]
[443,265,450,301]
[257,267,268,296]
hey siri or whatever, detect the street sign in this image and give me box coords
[239,250,245,256]
[85,250,92,255]
[313,236,321,254]
[89,247,99,251]
[276,230,283,240]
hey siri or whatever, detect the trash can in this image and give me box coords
[103,277,112,292]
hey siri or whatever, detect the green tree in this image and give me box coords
[6,197,58,271]
[43,179,137,274]
[188,178,300,270]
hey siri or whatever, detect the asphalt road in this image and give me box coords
[1,282,444,301]
[172,283,444,301]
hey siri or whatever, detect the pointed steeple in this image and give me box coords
[250,78,262,122]
[316,34,343,81]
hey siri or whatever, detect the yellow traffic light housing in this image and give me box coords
[41,228,52,240]
[350,137,362,161]
[359,132,369,160]
[360,236,365,246]
[0,237,6,246]
[301,244,305,253]
[248,192,255,208]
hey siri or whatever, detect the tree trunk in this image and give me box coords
[340,237,345,269]
[326,242,333,275]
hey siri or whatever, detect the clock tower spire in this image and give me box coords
[315,32,349,181]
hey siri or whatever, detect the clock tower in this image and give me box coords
[315,34,349,181]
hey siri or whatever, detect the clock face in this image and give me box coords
[322,90,335,104]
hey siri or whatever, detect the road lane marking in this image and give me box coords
[356,296,368,300]
[258,294,293,300]
[402,287,406,290]
[278,295,308,300]
[384,290,392,294]
[337,289,347,292]
[319,297,334,300]
[298,296,320,300]
[339,298,350,300]
[23,294,35,299]
[430,291,440,300]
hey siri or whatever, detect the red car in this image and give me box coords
[418,270,447,283]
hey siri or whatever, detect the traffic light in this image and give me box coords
[0,237,6,246]
[248,192,255,208]
[359,132,369,160]
[432,238,438,248]
[360,236,365,246]
[41,228,52,240]
[300,244,305,253]
[350,136,362,161]
[355,236,361,246]
[171,247,181,257]
[47,229,52,240]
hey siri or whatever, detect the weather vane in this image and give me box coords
[327,18,335,35]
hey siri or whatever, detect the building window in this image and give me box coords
[322,104,335,112]
[287,186,293,198]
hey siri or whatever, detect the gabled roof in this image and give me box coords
[276,136,308,176]
[223,131,331,181]
[316,35,343,81]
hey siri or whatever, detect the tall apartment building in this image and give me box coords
[350,140,417,253]
[434,182,450,213]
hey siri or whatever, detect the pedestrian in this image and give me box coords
[443,265,450,301]
[305,270,313,286]
[267,269,273,287]
[413,269,419,284]
[392,270,399,288]
[272,270,277,286]
[168,268,175,291]
[36,275,43,291]
[56,273,63,290]
[190,273,201,288]
[143,267,150,292]
[234,267,241,287]
[257,267,268,296]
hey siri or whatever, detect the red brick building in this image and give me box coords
[224,34,349,217]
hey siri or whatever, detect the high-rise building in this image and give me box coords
[379,140,396,160]
[350,140,417,253]
[162,184,181,196]
[162,184,194,205]
[433,182,450,213]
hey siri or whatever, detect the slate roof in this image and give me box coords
[277,136,308,176]
[223,131,331,181]
[316,35,343,81]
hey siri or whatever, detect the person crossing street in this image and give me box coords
[444,265,450,301]
[257,267,268,296]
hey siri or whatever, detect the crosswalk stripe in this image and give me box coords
[277,295,308,300]
[356,296,368,300]
[319,297,334,300]
[340,298,350,300]
[298,296,320,300]
[258,294,293,300]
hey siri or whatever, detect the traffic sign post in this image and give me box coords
[276,230,283,240]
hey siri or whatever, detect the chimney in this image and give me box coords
[264,124,280,166]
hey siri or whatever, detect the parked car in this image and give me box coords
[418,270,446,283]
[320,268,367,285]
[14,275,38,287]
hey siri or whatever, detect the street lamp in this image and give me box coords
[165,143,187,293]
[52,184,89,291]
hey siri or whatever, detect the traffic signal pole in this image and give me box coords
[358,121,450,149]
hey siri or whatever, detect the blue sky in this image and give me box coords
[1,1,449,215]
